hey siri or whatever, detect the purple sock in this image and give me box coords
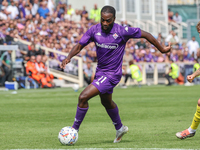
[72,106,88,130]
[106,105,123,130]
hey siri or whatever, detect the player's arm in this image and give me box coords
[61,43,84,69]
[140,30,171,53]
[61,25,94,69]
[187,68,200,83]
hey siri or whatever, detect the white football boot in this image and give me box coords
[113,125,128,143]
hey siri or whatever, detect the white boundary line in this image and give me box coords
[9,148,199,150]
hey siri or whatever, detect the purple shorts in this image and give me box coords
[91,73,117,94]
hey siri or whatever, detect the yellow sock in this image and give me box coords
[190,105,200,130]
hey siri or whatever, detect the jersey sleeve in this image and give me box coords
[120,26,141,42]
[79,25,95,47]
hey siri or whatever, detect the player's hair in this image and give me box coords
[196,21,200,30]
[101,5,116,18]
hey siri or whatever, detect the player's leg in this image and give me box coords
[72,84,100,130]
[100,93,128,143]
[176,98,200,139]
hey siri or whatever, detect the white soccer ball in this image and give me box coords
[58,126,78,145]
[72,84,79,92]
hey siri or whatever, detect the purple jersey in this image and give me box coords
[79,23,141,84]
[153,56,158,62]
[144,53,153,62]
[170,54,178,62]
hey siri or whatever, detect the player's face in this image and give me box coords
[101,12,115,34]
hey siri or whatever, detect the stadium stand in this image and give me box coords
[0,0,200,88]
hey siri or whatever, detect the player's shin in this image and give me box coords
[106,105,123,130]
[190,105,200,131]
[72,105,88,130]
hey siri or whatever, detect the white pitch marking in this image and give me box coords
[9,148,197,150]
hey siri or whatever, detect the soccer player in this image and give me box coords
[61,5,171,143]
[176,21,200,139]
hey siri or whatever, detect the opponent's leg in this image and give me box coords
[100,94,128,143]
[72,84,100,130]
[176,98,200,139]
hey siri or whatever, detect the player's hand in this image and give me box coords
[161,42,171,53]
[60,58,70,69]
[162,42,171,53]
[187,74,195,83]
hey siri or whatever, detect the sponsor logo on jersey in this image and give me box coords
[96,32,101,36]
[113,33,118,39]
[96,42,119,49]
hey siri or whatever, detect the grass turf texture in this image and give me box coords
[1,85,200,149]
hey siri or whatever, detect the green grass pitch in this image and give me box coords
[1,85,200,149]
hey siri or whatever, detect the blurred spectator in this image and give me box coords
[71,9,81,22]
[0,50,12,85]
[122,60,142,88]
[120,19,131,27]
[173,12,182,24]
[165,31,179,47]
[83,62,94,85]
[19,0,26,18]
[31,0,39,17]
[47,0,55,15]
[157,33,164,43]
[35,54,55,87]
[183,48,191,62]
[170,49,178,62]
[144,48,153,62]
[187,36,199,59]
[164,59,179,86]
[7,1,19,20]
[136,39,146,49]
[157,52,165,62]
[26,55,54,88]
[123,49,133,63]
[0,7,8,20]
[177,49,183,62]
[168,8,174,22]
[81,6,88,20]
[67,4,75,16]
[25,43,36,60]
[24,2,32,19]
[90,4,101,22]
[37,1,49,19]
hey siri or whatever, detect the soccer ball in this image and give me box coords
[58,126,78,145]
[72,84,79,92]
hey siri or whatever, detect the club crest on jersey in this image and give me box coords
[96,32,101,36]
[113,33,118,39]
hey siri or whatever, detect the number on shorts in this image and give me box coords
[98,76,107,83]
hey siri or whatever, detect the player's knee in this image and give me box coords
[197,99,200,106]
[78,93,88,104]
